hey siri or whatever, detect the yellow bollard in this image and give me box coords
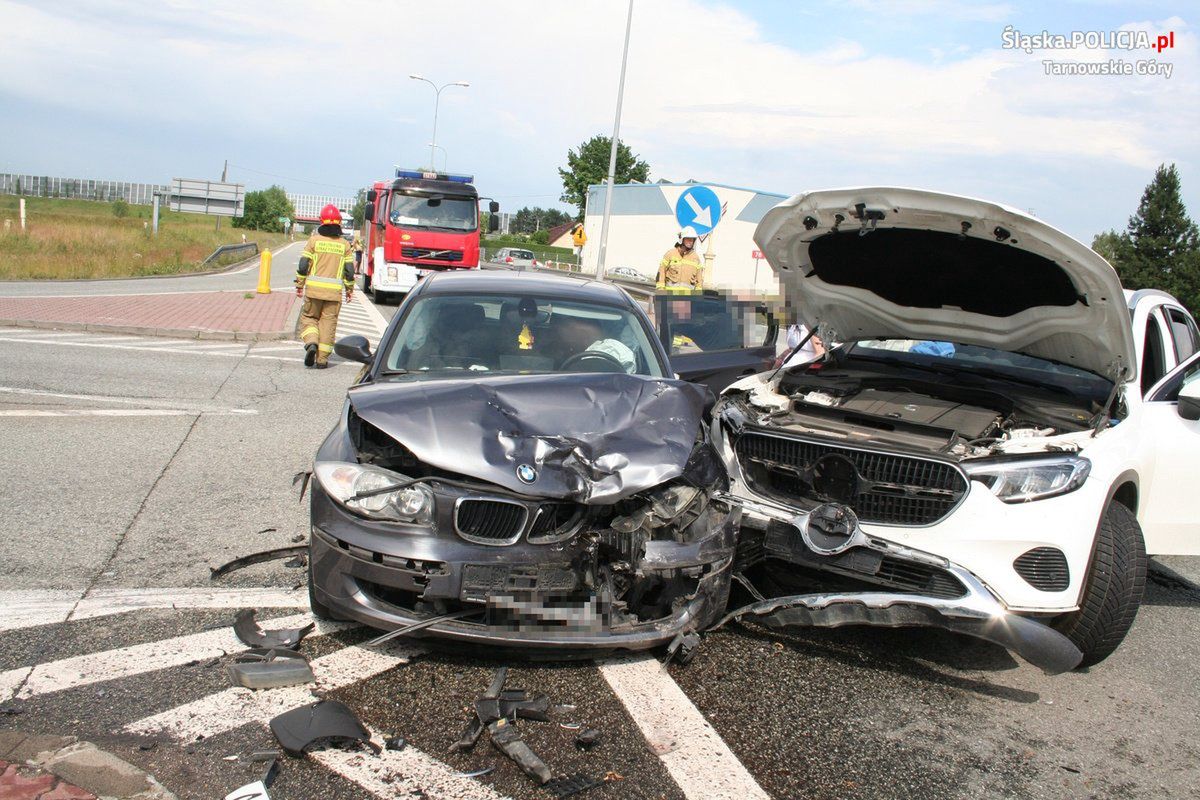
[256,249,272,294]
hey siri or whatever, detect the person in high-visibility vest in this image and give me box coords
[656,226,703,292]
[295,204,355,369]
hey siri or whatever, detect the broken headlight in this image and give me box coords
[963,455,1090,503]
[314,461,434,524]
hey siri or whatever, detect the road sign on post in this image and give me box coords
[168,179,245,217]
[674,186,721,235]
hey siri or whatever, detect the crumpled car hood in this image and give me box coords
[347,373,710,503]
[755,187,1137,380]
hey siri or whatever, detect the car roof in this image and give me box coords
[419,269,635,307]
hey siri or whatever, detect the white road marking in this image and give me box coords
[312,726,510,800]
[126,644,415,740]
[1,613,346,701]
[0,335,304,363]
[0,408,256,417]
[0,587,311,633]
[0,386,256,414]
[600,656,769,800]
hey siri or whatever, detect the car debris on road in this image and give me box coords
[227,647,315,689]
[210,546,309,580]
[233,609,315,650]
[269,700,377,757]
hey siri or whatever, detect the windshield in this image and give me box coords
[847,339,1113,397]
[382,293,665,378]
[510,250,534,259]
[389,192,477,232]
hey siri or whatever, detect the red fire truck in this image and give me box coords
[360,168,499,302]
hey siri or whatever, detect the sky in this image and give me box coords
[1,0,1197,243]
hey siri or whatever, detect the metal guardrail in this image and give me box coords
[202,242,259,267]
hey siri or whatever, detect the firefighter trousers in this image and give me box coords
[299,297,341,365]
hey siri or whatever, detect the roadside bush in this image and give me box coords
[112,199,130,218]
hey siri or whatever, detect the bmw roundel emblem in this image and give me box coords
[516,464,537,484]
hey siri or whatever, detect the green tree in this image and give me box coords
[1106,164,1200,315]
[234,185,294,232]
[350,188,367,228]
[558,135,650,220]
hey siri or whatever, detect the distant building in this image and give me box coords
[546,221,577,249]
[580,182,786,293]
[287,193,355,224]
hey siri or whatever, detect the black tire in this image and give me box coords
[1054,502,1147,668]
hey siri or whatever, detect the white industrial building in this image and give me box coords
[580,181,787,294]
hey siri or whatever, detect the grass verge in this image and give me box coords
[0,196,292,280]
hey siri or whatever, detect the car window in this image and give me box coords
[382,293,665,378]
[1149,352,1200,403]
[661,297,747,354]
[1167,308,1199,362]
[1142,313,1168,393]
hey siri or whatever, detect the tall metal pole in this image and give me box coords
[595,0,634,282]
[411,76,468,171]
[216,159,227,231]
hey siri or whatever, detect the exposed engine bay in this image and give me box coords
[736,357,1110,460]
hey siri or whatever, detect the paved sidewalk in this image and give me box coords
[0,759,96,800]
[0,291,297,341]
[0,733,174,800]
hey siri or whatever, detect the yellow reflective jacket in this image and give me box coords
[657,246,703,290]
[296,233,354,301]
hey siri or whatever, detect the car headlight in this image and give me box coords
[963,455,1091,503]
[314,461,434,524]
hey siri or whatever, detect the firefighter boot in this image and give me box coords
[304,343,317,367]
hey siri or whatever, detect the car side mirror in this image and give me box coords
[366,190,377,202]
[364,202,375,222]
[489,201,500,214]
[334,335,373,364]
[1179,381,1200,421]
[488,214,500,233]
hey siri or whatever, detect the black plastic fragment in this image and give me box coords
[664,631,701,666]
[260,758,280,789]
[233,610,315,650]
[384,735,407,752]
[488,717,552,785]
[228,647,314,689]
[269,700,376,757]
[546,773,605,798]
[211,546,308,580]
[574,728,601,750]
[283,555,307,569]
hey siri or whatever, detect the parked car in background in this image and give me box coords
[493,248,538,269]
[712,187,1200,671]
[607,266,653,284]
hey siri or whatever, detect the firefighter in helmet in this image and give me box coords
[295,204,355,369]
[656,226,704,292]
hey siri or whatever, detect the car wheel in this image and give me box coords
[1054,502,1147,668]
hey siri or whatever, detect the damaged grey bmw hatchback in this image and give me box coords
[307,271,737,651]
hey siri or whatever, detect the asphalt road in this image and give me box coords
[2,320,1200,799]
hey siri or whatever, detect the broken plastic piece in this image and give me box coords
[488,717,552,785]
[384,735,407,752]
[458,766,495,778]
[574,728,601,750]
[546,774,605,798]
[283,555,307,569]
[227,648,314,689]
[269,700,375,757]
[664,631,702,667]
[233,609,315,650]
[361,608,482,648]
[260,758,280,789]
[223,781,270,800]
[211,546,309,580]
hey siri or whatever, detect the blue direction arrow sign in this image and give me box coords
[674,186,721,235]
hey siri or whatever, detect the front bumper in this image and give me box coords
[722,491,1083,673]
[309,484,735,653]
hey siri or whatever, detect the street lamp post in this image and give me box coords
[427,143,448,173]
[409,75,469,171]
[595,0,634,282]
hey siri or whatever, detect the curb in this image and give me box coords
[0,318,293,342]
[0,732,176,800]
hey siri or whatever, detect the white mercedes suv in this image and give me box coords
[712,188,1200,671]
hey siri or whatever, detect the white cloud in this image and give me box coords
[0,0,1195,236]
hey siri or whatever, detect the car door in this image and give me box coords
[1138,350,1200,554]
[655,293,778,396]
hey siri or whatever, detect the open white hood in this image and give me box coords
[754,188,1136,380]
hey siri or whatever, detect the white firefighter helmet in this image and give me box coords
[678,226,699,241]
